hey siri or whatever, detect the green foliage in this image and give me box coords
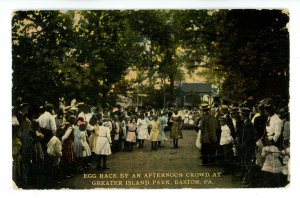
[12,10,289,108]
[187,10,289,101]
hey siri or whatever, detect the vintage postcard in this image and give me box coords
[2,0,300,196]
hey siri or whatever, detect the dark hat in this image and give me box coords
[239,107,251,114]
[264,103,275,113]
[230,107,239,113]
[218,116,226,121]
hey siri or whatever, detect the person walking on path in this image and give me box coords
[169,109,183,148]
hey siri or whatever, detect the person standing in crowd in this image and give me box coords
[88,116,99,163]
[95,120,112,170]
[74,118,90,172]
[264,104,283,149]
[211,97,222,163]
[169,109,183,148]
[120,115,128,151]
[261,138,283,187]
[149,115,161,150]
[184,110,189,125]
[136,114,149,148]
[239,107,256,186]
[46,133,62,185]
[30,121,45,188]
[61,115,76,178]
[252,103,268,173]
[12,115,22,186]
[79,122,92,170]
[17,103,32,135]
[188,111,194,125]
[199,104,218,165]
[126,117,137,151]
[16,103,33,185]
[218,116,234,174]
[229,107,243,167]
[157,111,168,148]
[110,116,123,152]
[36,103,57,155]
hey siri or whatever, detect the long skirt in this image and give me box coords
[170,122,182,139]
[95,137,112,156]
[126,131,136,142]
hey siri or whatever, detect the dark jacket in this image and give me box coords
[199,113,218,144]
[239,119,256,155]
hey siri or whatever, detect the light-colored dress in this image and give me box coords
[158,116,168,141]
[188,114,194,125]
[74,126,91,157]
[80,130,91,157]
[137,118,150,140]
[184,113,189,124]
[95,125,112,156]
[149,120,160,141]
[126,122,137,142]
[220,125,233,146]
[261,145,283,173]
[89,125,99,153]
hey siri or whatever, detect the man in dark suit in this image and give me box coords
[199,104,218,165]
[239,107,256,186]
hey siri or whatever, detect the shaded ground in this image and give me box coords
[53,129,245,189]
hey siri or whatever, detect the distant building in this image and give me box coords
[177,83,213,107]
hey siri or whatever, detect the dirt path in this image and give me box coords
[55,130,244,189]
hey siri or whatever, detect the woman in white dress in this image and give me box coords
[79,124,92,158]
[95,120,112,170]
[136,114,149,148]
[157,111,168,148]
[184,111,189,124]
[188,111,194,125]
[74,120,91,171]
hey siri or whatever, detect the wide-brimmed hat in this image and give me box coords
[200,103,210,110]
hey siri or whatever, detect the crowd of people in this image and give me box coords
[195,96,290,188]
[11,95,290,188]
